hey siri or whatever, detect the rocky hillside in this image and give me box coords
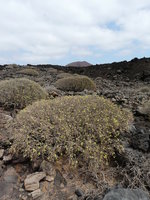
[0,58,150,200]
[64,57,150,81]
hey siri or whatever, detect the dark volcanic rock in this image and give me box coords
[103,188,149,200]
[54,169,67,187]
[3,167,19,184]
[64,57,150,81]
[131,128,150,152]
[75,188,84,197]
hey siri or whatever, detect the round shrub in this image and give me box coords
[0,78,48,109]
[10,95,132,171]
[18,68,39,76]
[48,68,58,73]
[56,72,73,79]
[54,75,96,92]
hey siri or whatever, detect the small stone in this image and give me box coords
[30,189,43,199]
[0,149,4,159]
[25,180,39,192]
[111,98,116,102]
[45,175,54,182]
[24,172,46,191]
[19,194,27,200]
[3,155,12,163]
[19,188,25,192]
[75,189,84,197]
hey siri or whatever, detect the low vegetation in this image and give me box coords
[139,100,150,119]
[138,86,150,93]
[55,75,96,92]
[57,72,73,79]
[18,68,39,76]
[5,64,18,69]
[10,95,132,171]
[47,68,58,73]
[0,78,48,109]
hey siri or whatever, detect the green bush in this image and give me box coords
[0,78,48,109]
[10,95,132,171]
[54,75,96,92]
[18,68,39,76]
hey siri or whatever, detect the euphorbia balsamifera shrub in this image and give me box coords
[0,78,48,109]
[10,96,133,171]
[54,75,96,92]
[18,68,39,76]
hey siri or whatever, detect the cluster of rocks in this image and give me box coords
[0,152,78,200]
[0,150,149,200]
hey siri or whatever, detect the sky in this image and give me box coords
[0,0,150,65]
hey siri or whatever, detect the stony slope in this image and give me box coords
[0,58,150,199]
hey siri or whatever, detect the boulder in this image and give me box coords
[24,172,46,191]
[3,167,19,184]
[131,128,150,152]
[103,188,149,200]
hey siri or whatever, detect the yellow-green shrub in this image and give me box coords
[10,96,132,171]
[54,75,96,92]
[0,78,48,109]
[18,68,39,76]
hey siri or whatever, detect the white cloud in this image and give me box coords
[0,0,150,64]
[71,47,93,57]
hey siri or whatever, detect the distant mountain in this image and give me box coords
[66,61,92,67]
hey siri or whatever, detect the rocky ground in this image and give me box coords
[0,58,150,199]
